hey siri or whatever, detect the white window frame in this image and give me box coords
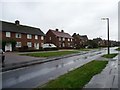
[16,33,21,38]
[63,43,65,47]
[27,34,32,39]
[35,35,38,40]
[41,36,44,40]
[16,42,21,47]
[6,32,11,37]
[68,38,70,41]
[63,38,65,41]
[27,42,32,47]
[59,37,61,41]
[49,37,51,40]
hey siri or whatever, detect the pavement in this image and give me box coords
[84,53,119,89]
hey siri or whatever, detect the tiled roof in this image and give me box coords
[49,29,73,39]
[0,20,45,36]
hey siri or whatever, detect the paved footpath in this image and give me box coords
[84,54,119,89]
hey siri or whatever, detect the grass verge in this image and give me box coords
[116,47,120,51]
[102,53,118,58]
[37,60,108,88]
[21,51,79,57]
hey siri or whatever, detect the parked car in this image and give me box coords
[0,49,5,63]
[42,43,57,49]
[42,43,57,50]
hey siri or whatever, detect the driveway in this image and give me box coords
[2,52,45,66]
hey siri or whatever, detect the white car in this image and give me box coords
[42,43,57,49]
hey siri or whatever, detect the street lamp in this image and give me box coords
[101,18,110,54]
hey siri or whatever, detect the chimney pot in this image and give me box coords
[61,30,64,32]
[15,20,20,25]
[55,28,59,31]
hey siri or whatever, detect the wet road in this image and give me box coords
[2,48,117,88]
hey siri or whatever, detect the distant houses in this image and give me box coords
[72,33,88,48]
[45,29,73,48]
[1,20,119,51]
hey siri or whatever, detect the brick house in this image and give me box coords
[1,20,45,51]
[45,29,73,48]
[72,33,88,48]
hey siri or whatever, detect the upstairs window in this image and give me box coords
[6,32,11,37]
[16,33,21,38]
[27,34,32,39]
[59,37,61,41]
[35,35,38,40]
[68,38,70,41]
[63,38,65,41]
[41,36,44,40]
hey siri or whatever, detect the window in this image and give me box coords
[49,37,51,40]
[27,34,32,39]
[16,33,21,38]
[16,42,21,47]
[63,38,65,41]
[41,36,44,40]
[68,43,70,46]
[68,38,70,41]
[27,42,32,47]
[59,37,61,41]
[6,32,11,37]
[62,43,65,47]
[35,35,38,40]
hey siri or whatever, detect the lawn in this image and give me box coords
[116,47,120,51]
[38,60,108,88]
[102,53,118,58]
[21,51,79,57]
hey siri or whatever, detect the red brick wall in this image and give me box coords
[2,31,44,49]
[46,30,73,48]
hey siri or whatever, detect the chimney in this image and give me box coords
[74,33,76,35]
[15,20,20,26]
[55,28,59,31]
[61,30,64,32]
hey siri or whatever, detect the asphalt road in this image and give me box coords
[2,47,117,88]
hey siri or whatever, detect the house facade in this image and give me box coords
[1,20,45,51]
[72,33,88,48]
[45,29,73,48]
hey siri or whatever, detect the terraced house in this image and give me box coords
[1,20,45,51]
[45,29,73,48]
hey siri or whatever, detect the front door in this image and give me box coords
[34,43,39,49]
[5,43,12,51]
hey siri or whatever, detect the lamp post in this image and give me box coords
[101,18,110,54]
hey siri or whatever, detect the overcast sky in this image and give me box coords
[0,0,119,41]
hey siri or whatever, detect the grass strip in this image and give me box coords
[37,60,108,88]
[116,47,120,51]
[102,53,118,58]
[21,51,79,57]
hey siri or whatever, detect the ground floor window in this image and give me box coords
[16,42,21,47]
[27,42,32,47]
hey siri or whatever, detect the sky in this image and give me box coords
[0,0,119,41]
